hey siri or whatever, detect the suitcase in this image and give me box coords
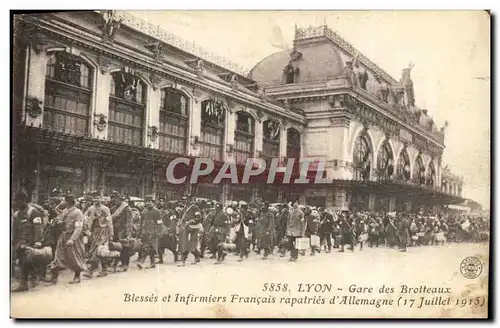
[310,235,320,247]
[295,237,310,251]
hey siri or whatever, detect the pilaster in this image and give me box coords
[25,46,48,127]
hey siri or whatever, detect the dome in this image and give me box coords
[248,39,346,86]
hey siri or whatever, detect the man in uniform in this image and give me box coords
[398,214,410,252]
[110,192,134,272]
[12,191,44,291]
[319,208,334,253]
[83,193,113,278]
[137,195,161,269]
[47,195,88,285]
[283,201,305,261]
[258,202,276,260]
[211,205,231,264]
[177,197,203,266]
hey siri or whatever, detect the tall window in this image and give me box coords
[262,119,280,166]
[376,141,394,181]
[353,135,371,181]
[396,149,411,182]
[44,51,92,136]
[286,128,301,159]
[159,88,189,154]
[426,161,436,187]
[108,69,146,146]
[200,99,226,161]
[234,112,255,165]
[414,155,426,185]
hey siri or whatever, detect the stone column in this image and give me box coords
[92,70,110,140]
[188,99,202,157]
[24,46,48,127]
[224,109,236,163]
[254,119,263,155]
[147,87,161,149]
[279,125,287,163]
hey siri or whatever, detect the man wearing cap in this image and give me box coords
[200,204,217,259]
[12,191,45,291]
[258,202,276,260]
[110,191,134,271]
[319,208,334,253]
[83,193,112,278]
[47,195,88,285]
[157,201,179,264]
[137,195,161,269]
[211,204,231,264]
[177,198,202,266]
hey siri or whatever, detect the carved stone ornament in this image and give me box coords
[145,41,163,62]
[230,74,239,90]
[96,56,112,75]
[22,25,50,54]
[150,74,162,90]
[290,48,303,61]
[25,97,43,118]
[257,86,266,100]
[226,144,234,155]
[191,135,200,149]
[256,109,264,122]
[93,113,107,131]
[148,125,159,142]
[195,59,205,76]
[101,10,124,44]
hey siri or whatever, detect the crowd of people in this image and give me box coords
[11,189,490,292]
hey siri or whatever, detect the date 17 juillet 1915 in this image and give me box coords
[262,283,334,293]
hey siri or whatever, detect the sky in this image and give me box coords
[128,10,490,208]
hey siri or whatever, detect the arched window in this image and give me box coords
[426,161,436,188]
[44,51,92,136]
[159,88,189,154]
[353,135,371,181]
[376,141,394,181]
[396,149,411,182]
[108,69,146,146]
[200,99,226,161]
[286,128,301,160]
[234,111,255,165]
[262,119,280,166]
[414,155,426,185]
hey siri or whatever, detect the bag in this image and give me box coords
[108,241,123,252]
[310,235,320,247]
[295,237,310,250]
[358,233,368,243]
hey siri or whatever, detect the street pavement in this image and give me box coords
[11,242,489,318]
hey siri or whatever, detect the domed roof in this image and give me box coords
[248,39,346,86]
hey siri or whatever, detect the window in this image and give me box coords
[108,70,146,146]
[286,128,301,159]
[414,155,426,185]
[353,135,371,181]
[396,149,411,182]
[262,119,280,167]
[376,141,394,180]
[159,88,189,154]
[234,112,255,165]
[43,52,92,136]
[200,99,226,161]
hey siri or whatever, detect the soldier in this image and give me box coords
[12,191,44,292]
[258,202,276,260]
[110,192,134,272]
[212,205,232,264]
[177,197,203,266]
[339,213,354,252]
[200,203,216,258]
[319,208,334,253]
[306,208,321,255]
[283,201,305,262]
[137,195,161,269]
[83,194,113,278]
[47,195,88,285]
[276,204,289,250]
[398,214,410,252]
[158,201,179,263]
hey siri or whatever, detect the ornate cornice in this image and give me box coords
[22,15,306,127]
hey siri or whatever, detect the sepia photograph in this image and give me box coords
[10,9,490,319]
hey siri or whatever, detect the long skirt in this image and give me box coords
[50,232,87,272]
